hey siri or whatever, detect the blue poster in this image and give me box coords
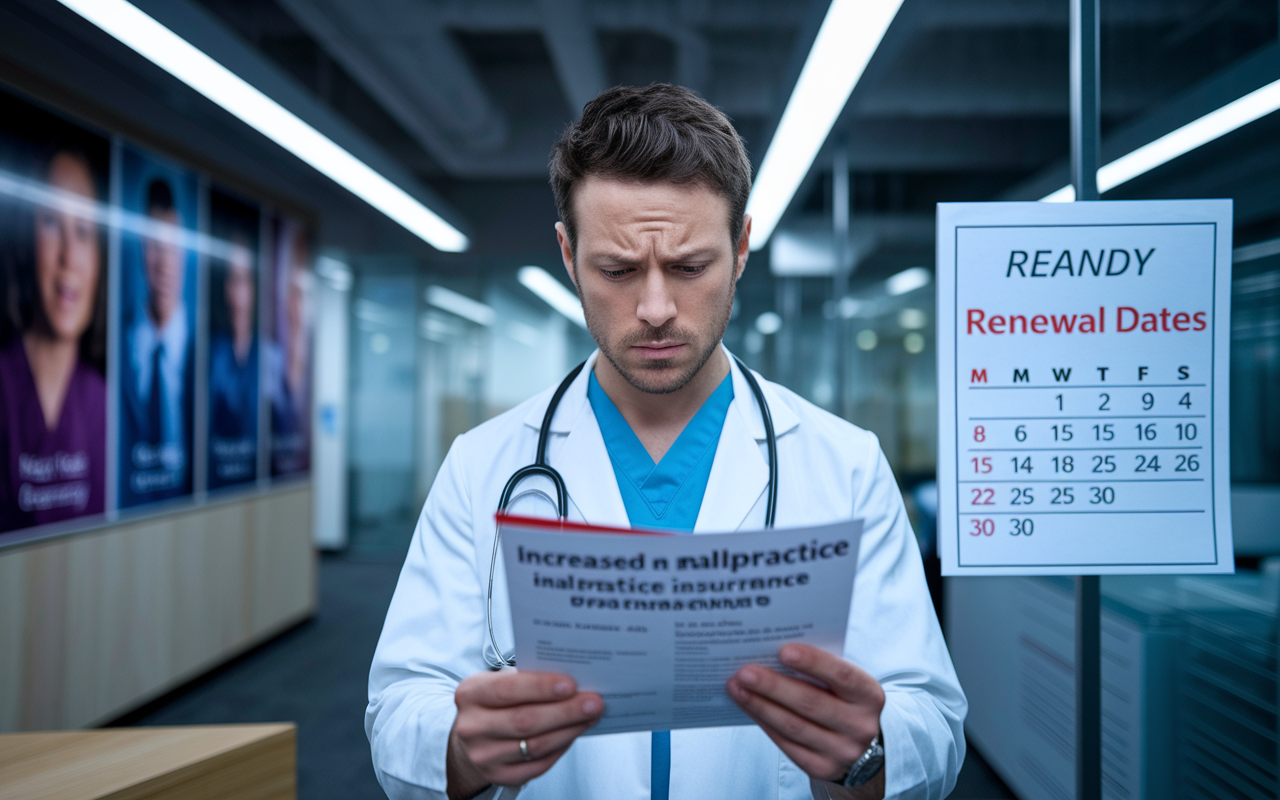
[117,145,198,508]
[266,214,313,478]
[207,187,259,490]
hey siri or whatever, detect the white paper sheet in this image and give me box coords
[499,516,863,735]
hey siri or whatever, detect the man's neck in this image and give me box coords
[593,346,730,463]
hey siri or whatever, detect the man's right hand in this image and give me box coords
[446,670,604,799]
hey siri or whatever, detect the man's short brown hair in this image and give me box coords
[549,84,752,252]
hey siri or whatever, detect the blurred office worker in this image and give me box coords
[367,85,965,800]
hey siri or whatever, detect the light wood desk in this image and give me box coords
[0,724,296,800]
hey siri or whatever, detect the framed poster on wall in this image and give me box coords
[116,145,199,508]
[0,92,110,534]
[207,187,260,490]
[266,213,313,478]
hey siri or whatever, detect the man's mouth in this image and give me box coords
[633,341,686,359]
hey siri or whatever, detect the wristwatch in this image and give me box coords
[839,734,884,789]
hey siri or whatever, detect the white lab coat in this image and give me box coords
[366,349,966,800]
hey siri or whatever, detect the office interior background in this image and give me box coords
[1,0,1279,797]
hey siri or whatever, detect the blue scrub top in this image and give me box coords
[586,368,734,800]
[586,370,734,531]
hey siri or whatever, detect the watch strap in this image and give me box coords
[840,734,884,789]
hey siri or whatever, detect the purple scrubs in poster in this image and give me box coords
[207,188,259,490]
[266,215,313,477]
[117,146,198,507]
[0,90,109,534]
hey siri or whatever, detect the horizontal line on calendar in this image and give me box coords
[957,510,1207,515]
[967,384,1207,389]
[967,415,1206,420]
[957,479,1205,483]
[967,446,1204,452]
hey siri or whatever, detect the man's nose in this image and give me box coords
[635,267,677,329]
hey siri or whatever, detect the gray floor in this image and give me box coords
[120,552,1015,800]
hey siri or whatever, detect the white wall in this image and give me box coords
[312,261,351,549]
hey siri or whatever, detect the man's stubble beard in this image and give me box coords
[582,270,736,396]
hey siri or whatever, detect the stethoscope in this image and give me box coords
[484,355,778,668]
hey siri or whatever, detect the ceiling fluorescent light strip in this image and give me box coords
[427,285,495,326]
[745,0,905,251]
[1042,76,1280,202]
[518,266,587,328]
[57,0,468,252]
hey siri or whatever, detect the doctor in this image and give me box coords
[367,84,966,800]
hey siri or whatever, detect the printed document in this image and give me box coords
[499,515,862,735]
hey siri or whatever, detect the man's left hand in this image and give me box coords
[727,643,885,794]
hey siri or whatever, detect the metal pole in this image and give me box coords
[1070,2,1102,800]
[1074,575,1101,800]
[1070,0,1100,202]
[832,142,849,417]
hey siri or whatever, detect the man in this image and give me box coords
[367,85,965,800]
[122,177,191,503]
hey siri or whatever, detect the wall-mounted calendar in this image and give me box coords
[937,200,1234,575]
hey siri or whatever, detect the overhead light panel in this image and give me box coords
[755,312,783,335]
[1042,76,1280,202]
[426,285,495,326]
[745,0,905,251]
[518,266,587,328]
[886,267,931,296]
[57,0,469,252]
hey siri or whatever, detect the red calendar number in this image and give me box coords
[973,425,986,442]
[969,519,995,536]
[971,456,992,473]
[971,488,996,505]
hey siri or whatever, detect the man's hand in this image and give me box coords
[727,643,886,798]
[447,670,603,800]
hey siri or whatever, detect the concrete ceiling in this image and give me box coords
[198,0,821,181]
[7,0,1277,273]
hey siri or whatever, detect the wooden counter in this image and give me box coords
[0,724,296,800]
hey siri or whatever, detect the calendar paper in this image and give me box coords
[937,200,1233,575]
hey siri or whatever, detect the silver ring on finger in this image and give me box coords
[519,739,532,761]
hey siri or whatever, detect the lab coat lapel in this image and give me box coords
[694,369,770,533]
[694,351,800,533]
[694,398,768,532]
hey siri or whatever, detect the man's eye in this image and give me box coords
[674,264,707,275]
[602,268,633,279]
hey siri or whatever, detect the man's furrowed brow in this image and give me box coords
[587,247,721,266]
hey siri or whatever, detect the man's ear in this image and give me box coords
[555,221,578,291]
[735,214,752,281]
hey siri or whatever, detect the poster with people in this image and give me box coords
[117,145,198,508]
[266,214,313,477]
[207,188,260,490]
[0,92,110,534]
